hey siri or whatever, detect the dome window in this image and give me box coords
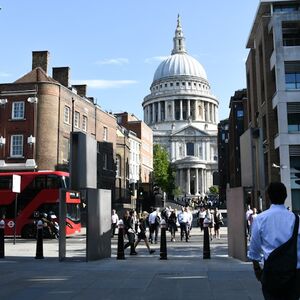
[194,83,196,86]
[176,82,179,86]
[188,82,191,86]
[170,82,173,87]
[160,84,162,88]
[182,82,185,86]
[165,83,168,87]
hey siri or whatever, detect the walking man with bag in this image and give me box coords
[248,182,300,300]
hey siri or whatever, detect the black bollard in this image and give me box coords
[0,220,5,258]
[117,220,125,260]
[203,223,211,259]
[35,220,44,259]
[160,219,167,260]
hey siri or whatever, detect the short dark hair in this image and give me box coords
[267,182,287,204]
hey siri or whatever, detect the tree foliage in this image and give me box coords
[209,185,219,195]
[153,144,169,192]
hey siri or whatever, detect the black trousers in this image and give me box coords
[262,269,300,300]
[111,223,117,237]
[180,222,188,241]
[149,224,159,243]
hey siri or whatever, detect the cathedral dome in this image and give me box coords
[153,53,207,82]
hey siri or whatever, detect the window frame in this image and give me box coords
[12,101,25,120]
[10,134,24,157]
[64,106,71,124]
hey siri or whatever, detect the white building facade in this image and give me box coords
[142,16,219,197]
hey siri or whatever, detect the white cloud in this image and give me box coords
[96,58,129,65]
[144,56,168,64]
[72,79,138,89]
[0,72,11,77]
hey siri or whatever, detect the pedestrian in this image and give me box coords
[148,208,160,244]
[168,209,177,242]
[213,207,223,239]
[198,207,206,232]
[245,204,253,238]
[111,209,119,238]
[186,207,193,238]
[177,207,189,242]
[248,182,300,299]
[204,209,214,240]
[134,211,155,254]
[123,210,137,255]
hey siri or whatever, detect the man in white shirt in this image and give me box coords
[248,182,300,300]
[148,208,160,244]
[177,207,189,242]
[111,209,119,238]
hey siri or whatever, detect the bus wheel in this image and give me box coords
[21,224,35,239]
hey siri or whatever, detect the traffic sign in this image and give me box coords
[7,220,15,228]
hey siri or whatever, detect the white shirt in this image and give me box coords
[148,211,158,225]
[178,211,188,223]
[111,213,119,224]
[246,208,253,221]
[248,204,300,269]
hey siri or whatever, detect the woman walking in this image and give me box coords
[134,211,155,254]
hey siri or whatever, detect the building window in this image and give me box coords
[282,21,300,46]
[74,111,80,128]
[103,153,108,169]
[82,116,88,132]
[274,4,300,13]
[199,145,203,159]
[236,110,244,118]
[186,142,194,156]
[176,82,179,86]
[10,135,23,157]
[12,101,25,120]
[103,127,108,141]
[116,155,121,177]
[288,103,300,132]
[64,106,70,124]
[170,82,173,87]
[285,61,300,89]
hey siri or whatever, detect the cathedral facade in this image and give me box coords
[142,16,219,197]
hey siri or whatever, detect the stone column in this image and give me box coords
[172,101,175,121]
[158,101,161,122]
[186,168,190,195]
[148,105,151,124]
[165,101,168,121]
[187,100,191,119]
[205,102,208,122]
[152,103,155,123]
[180,100,183,120]
[195,168,199,195]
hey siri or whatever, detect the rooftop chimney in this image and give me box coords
[52,67,70,88]
[32,51,49,74]
[72,84,87,97]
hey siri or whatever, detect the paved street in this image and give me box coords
[0,227,264,300]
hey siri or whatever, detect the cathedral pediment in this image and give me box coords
[171,125,209,137]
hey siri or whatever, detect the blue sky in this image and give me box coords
[0,0,259,121]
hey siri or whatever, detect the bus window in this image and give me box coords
[0,176,12,189]
[62,176,70,189]
[46,174,62,189]
[66,203,81,223]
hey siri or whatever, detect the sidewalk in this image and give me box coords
[0,228,264,300]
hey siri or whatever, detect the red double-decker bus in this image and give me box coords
[0,171,81,238]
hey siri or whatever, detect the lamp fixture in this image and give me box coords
[27,96,38,104]
[27,135,36,145]
[0,98,8,105]
[0,136,6,145]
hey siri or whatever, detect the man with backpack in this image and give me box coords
[248,182,300,300]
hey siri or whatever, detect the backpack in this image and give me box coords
[261,213,299,295]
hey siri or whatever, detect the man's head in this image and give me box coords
[267,182,287,204]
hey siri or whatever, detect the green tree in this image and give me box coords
[209,185,219,195]
[153,144,171,193]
